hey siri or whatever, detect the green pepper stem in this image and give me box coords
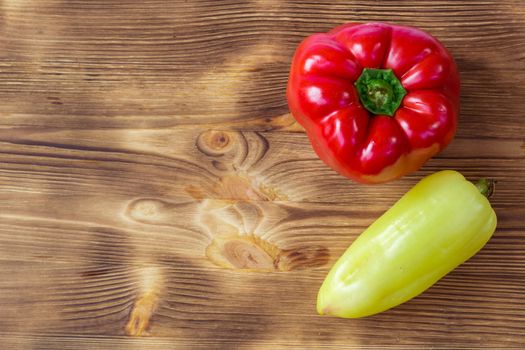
[475,178,495,198]
[354,68,407,116]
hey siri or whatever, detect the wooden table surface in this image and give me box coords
[1,1,524,348]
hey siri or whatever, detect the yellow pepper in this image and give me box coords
[317,170,497,318]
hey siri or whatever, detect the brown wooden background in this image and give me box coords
[1,0,524,348]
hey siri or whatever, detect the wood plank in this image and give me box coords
[1,228,524,346]
[1,0,524,137]
[1,0,525,348]
[0,128,523,207]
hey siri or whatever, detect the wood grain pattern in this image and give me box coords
[1,0,525,348]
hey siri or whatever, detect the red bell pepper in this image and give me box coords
[287,22,460,184]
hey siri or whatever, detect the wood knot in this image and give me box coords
[206,235,329,272]
[196,130,235,156]
[125,198,170,224]
[206,235,277,271]
[222,239,275,270]
[125,265,164,337]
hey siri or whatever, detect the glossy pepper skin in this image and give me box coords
[287,22,460,183]
[317,170,497,318]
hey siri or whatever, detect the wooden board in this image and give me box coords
[1,0,524,348]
